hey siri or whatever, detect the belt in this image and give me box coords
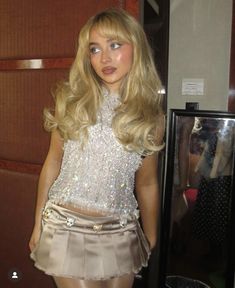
[42,206,138,232]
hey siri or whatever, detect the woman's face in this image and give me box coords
[89,28,133,93]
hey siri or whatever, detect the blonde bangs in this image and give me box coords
[91,15,132,44]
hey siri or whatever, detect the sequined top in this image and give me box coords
[48,91,143,219]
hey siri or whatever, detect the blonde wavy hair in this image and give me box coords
[44,8,164,155]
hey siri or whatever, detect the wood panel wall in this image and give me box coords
[0,1,139,287]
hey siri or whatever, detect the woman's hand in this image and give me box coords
[145,232,157,250]
[29,225,41,252]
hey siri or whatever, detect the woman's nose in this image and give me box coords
[101,49,111,63]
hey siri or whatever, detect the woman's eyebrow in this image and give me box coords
[89,38,116,46]
[89,42,99,46]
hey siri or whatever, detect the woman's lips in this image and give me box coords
[101,67,117,75]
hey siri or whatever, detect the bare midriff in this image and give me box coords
[59,203,107,217]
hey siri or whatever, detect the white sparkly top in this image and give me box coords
[48,91,143,219]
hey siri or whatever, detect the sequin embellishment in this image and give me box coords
[48,91,143,219]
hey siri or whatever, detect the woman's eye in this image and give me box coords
[90,47,101,54]
[110,42,122,49]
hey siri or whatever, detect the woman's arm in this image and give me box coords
[135,152,160,250]
[29,129,64,251]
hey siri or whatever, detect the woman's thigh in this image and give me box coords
[106,273,134,288]
[53,273,134,288]
[53,277,103,288]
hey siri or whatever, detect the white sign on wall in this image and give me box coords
[182,78,204,96]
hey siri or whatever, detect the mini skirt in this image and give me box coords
[30,201,151,280]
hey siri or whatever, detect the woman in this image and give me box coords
[29,8,164,288]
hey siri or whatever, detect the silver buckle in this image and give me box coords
[93,224,103,232]
[66,217,75,227]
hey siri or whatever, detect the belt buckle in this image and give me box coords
[93,224,103,232]
[66,217,75,227]
[43,208,53,219]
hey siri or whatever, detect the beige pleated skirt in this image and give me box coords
[30,201,151,280]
